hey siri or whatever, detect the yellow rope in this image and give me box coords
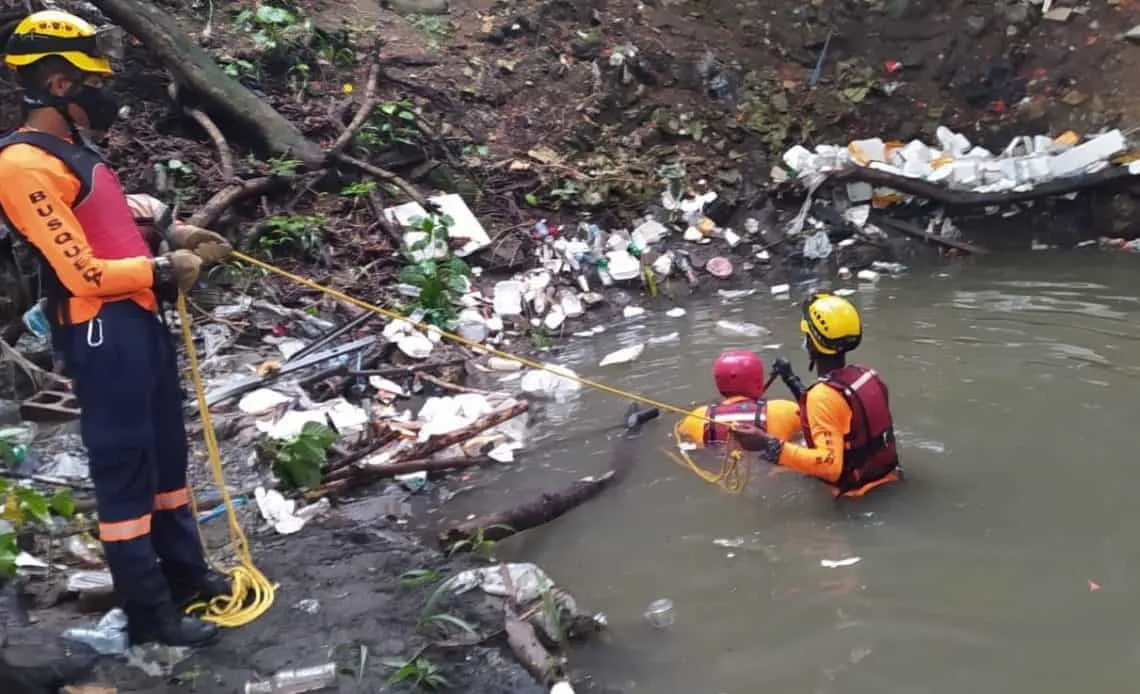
[176,293,276,627]
[227,251,758,494]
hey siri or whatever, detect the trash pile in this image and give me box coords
[779,127,1138,201]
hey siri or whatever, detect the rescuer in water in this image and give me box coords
[0,10,234,646]
[675,349,802,447]
[734,293,901,497]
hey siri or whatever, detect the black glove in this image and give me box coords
[733,426,784,463]
[771,358,806,400]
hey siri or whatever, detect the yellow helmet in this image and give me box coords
[800,292,862,355]
[4,10,114,75]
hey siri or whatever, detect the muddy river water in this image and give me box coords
[458,252,1140,693]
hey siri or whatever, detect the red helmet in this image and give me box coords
[713,350,766,400]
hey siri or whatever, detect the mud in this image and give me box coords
[4,515,548,693]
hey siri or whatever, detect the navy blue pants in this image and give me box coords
[59,300,209,612]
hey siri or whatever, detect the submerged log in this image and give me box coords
[505,613,563,686]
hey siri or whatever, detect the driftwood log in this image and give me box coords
[505,613,564,686]
[438,405,654,552]
[308,455,492,499]
[827,164,1132,208]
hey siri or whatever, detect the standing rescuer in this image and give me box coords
[735,293,901,497]
[0,10,235,646]
[675,350,801,447]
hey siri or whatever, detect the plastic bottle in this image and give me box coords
[243,663,337,694]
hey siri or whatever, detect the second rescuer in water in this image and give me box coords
[676,350,801,446]
[735,293,901,497]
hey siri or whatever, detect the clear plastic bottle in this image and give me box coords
[243,663,337,694]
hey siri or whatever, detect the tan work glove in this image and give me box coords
[170,222,233,264]
[156,249,203,293]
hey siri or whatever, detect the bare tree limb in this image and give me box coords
[333,152,429,206]
[328,62,382,157]
[187,176,283,228]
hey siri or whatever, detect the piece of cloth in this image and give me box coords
[777,382,898,497]
[59,300,208,611]
[676,396,801,446]
[0,130,154,325]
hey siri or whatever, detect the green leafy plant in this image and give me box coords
[417,579,479,642]
[256,214,325,258]
[400,567,443,587]
[445,525,510,560]
[0,478,75,577]
[340,180,377,198]
[358,100,421,151]
[261,422,338,489]
[265,155,303,178]
[383,654,451,690]
[398,214,471,330]
[234,3,314,55]
[408,15,453,49]
[222,58,260,81]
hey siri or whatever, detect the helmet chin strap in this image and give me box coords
[25,87,90,148]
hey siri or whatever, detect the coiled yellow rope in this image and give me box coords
[177,293,276,627]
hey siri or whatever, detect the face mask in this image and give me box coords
[71,84,120,132]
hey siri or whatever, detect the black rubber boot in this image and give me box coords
[127,604,219,648]
[168,570,233,610]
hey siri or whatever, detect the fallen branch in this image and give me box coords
[334,153,429,206]
[505,612,563,687]
[328,62,382,157]
[401,400,528,461]
[416,371,498,396]
[308,455,492,498]
[186,176,282,229]
[874,215,988,254]
[826,164,1132,208]
[169,82,233,181]
[90,0,325,165]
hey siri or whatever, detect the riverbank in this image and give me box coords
[2,0,1140,690]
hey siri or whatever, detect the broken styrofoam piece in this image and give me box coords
[1048,129,1127,178]
[856,269,880,282]
[493,280,524,316]
[238,388,291,415]
[651,253,673,276]
[257,398,369,439]
[666,307,686,317]
[488,357,522,371]
[520,364,582,401]
[936,126,971,156]
[558,291,584,317]
[384,193,491,259]
[599,344,645,366]
[632,219,668,246]
[846,182,873,203]
[369,376,407,397]
[606,250,641,281]
[543,306,566,331]
[623,306,645,318]
[844,204,871,228]
[770,283,790,295]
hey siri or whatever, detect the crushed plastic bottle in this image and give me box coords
[244,663,337,693]
[802,229,833,260]
[62,607,129,655]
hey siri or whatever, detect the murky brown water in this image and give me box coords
[462,252,1140,693]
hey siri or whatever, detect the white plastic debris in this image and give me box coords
[488,357,522,371]
[520,364,582,401]
[651,253,673,276]
[558,291,584,317]
[843,204,871,228]
[456,309,489,343]
[1049,129,1126,177]
[770,283,790,295]
[820,557,861,568]
[67,570,114,593]
[397,331,434,359]
[599,344,645,366]
[238,388,291,415]
[254,487,307,535]
[257,398,369,439]
[443,562,554,604]
[718,289,755,299]
[802,229,833,259]
[622,306,645,318]
[666,307,686,317]
[384,193,491,258]
[368,376,406,397]
[856,269,880,282]
[543,306,566,330]
[715,321,769,338]
[632,219,668,245]
[606,250,641,281]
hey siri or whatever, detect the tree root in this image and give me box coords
[329,61,382,158]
